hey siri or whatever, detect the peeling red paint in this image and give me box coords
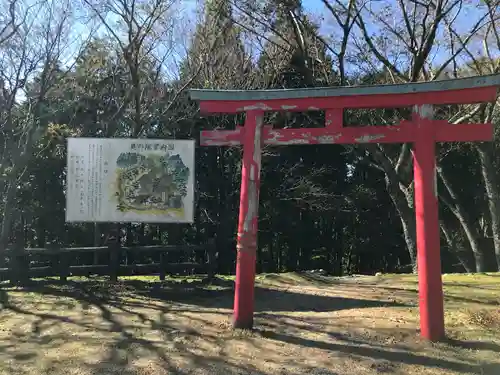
[202,139,241,146]
[316,134,342,143]
[266,130,282,143]
[262,123,408,144]
[200,121,493,146]
[200,126,243,146]
[414,104,434,119]
[243,181,258,231]
[355,134,386,143]
[237,103,272,111]
[199,86,498,114]
[232,111,263,329]
[236,231,256,249]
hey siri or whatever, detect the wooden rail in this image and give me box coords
[1,242,216,284]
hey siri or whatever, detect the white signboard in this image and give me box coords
[66,138,195,223]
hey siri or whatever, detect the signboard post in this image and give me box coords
[66,138,195,223]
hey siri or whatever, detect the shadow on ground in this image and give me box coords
[0,278,498,375]
[259,329,500,374]
[0,277,407,312]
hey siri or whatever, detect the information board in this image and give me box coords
[66,138,195,223]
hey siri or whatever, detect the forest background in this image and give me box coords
[0,0,499,276]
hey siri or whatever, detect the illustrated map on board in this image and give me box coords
[66,138,195,223]
[115,150,189,215]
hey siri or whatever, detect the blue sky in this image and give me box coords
[63,0,493,77]
[305,0,494,71]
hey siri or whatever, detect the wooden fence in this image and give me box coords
[1,242,216,284]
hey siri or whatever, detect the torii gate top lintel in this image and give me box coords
[190,74,500,113]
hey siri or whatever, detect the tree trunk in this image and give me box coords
[440,220,476,273]
[298,210,310,271]
[0,181,19,251]
[346,250,352,274]
[476,143,500,271]
[366,144,418,272]
[268,235,276,272]
[215,147,231,274]
[277,234,283,273]
[455,212,488,272]
[0,125,44,264]
[37,218,47,248]
[438,167,489,272]
[125,224,133,265]
[386,180,418,272]
[257,242,263,273]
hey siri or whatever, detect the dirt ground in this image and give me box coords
[0,272,499,375]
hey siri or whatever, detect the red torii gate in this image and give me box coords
[189,74,500,341]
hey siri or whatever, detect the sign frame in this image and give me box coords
[65,137,195,224]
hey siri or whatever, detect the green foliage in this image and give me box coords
[2,0,499,276]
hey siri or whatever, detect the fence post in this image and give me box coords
[109,237,120,282]
[207,239,217,279]
[11,242,28,286]
[8,248,17,285]
[159,252,166,281]
[59,250,70,282]
[47,243,60,280]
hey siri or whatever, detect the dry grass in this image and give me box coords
[0,272,499,375]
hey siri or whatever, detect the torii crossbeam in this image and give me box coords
[189,74,500,341]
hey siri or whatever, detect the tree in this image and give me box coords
[180,0,254,272]
[0,0,91,257]
[1,0,496,278]
[313,0,499,272]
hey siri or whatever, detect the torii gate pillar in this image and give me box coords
[190,74,500,340]
[234,110,263,328]
[412,104,444,339]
